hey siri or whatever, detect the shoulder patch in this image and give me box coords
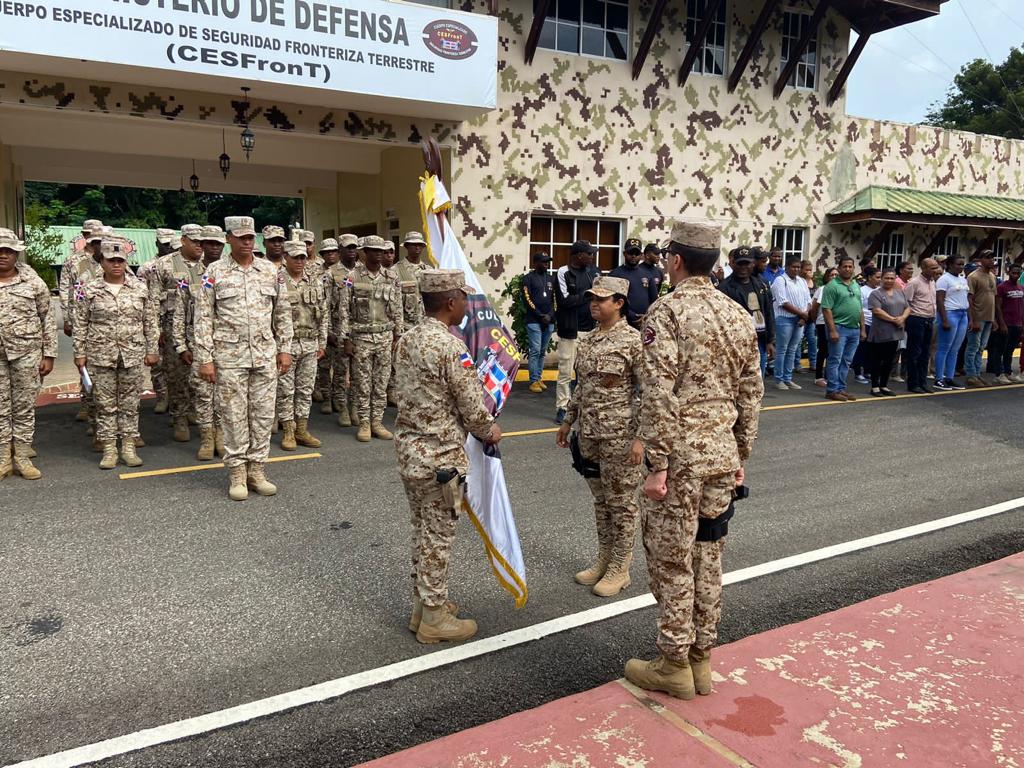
[642,325,656,346]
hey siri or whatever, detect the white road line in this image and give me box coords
[9,495,1024,768]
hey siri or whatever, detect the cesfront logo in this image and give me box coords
[422,19,478,60]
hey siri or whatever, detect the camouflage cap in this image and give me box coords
[339,233,359,247]
[0,227,26,252]
[284,240,307,258]
[384,240,395,251]
[83,219,104,234]
[181,223,203,241]
[420,269,472,295]
[155,227,176,244]
[362,234,387,251]
[170,235,182,250]
[89,225,115,244]
[402,231,426,245]
[100,238,129,260]
[669,221,721,251]
[319,238,339,252]
[585,275,630,298]
[200,225,226,243]
[262,225,285,240]
[225,216,256,237]
[291,228,315,244]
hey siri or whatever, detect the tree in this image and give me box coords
[925,48,1024,140]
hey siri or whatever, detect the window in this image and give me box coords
[993,238,1007,276]
[538,0,629,60]
[780,10,817,90]
[530,215,623,272]
[685,0,728,76]
[935,235,959,259]
[771,226,805,262]
[877,232,905,271]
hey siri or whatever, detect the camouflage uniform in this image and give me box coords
[338,255,403,426]
[639,268,762,661]
[73,265,159,442]
[276,264,329,421]
[172,258,220,432]
[68,234,107,429]
[564,304,643,593]
[0,260,56,452]
[325,259,355,417]
[193,242,293,470]
[395,258,428,327]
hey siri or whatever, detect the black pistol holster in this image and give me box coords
[569,433,601,479]
[695,484,747,542]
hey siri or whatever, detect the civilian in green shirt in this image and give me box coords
[821,256,865,400]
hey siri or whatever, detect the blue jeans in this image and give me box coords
[826,326,860,393]
[796,321,817,374]
[964,320,992,376]
[774,316,802,384]
[758,336,768,377]
[935,309,968,381]
[526,322,554,383]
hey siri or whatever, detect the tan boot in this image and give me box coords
[336,405,352,428]
[196,427,215,461]
[356,421,371,442]
[99,441,119,470]
[153,393,169,414]
[349,402,359,426]
[92,435,104,453]
[0,443,14,479]
[280,420,297,451]
[172,417,190,443]
[295,418,321,448]
[13,449,42,479]
[214,427,226,457]
[311,388,324,402]
[415,603,477,644]
[529,381,544,393]
[593,550,632,597]
[228,464,248,501]
[688,647,713,696]
[246,462,277,496]
[75,404,90,422]
[408,596,460,633]
[624,655,695,700]
[371,421,393,440]
[120,437,143,468]
[575,545,612,586]
[187,410,198,425]
[27,444,37,458]
[319,398,333,415]
[133,434,146,448]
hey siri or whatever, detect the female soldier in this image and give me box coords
[74,238,158,469]
[556,275,644,597]
[277,239,329,451]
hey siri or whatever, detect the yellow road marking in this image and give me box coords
[119,452,321,480]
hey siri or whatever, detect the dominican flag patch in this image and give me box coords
[459,351,475,369]
[342,275,353,289]
[177,278,189,291]
[482,363,511,410]
[201,273,215,290]
[73,285,85,302]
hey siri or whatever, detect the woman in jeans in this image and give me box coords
[933,256,969,390]
[811,267,838,386]
[866,267,909,396]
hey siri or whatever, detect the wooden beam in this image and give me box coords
[862,222,897,264]
[678,0,726,87]
[632,0,669,80]
[917,225,952,263]
[728,0,780,93]
[827,29,872,105]
[774,0,831,99]
[970,229,1002,260]
[523,0,553,65]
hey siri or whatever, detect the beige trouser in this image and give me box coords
[555,330,591,410]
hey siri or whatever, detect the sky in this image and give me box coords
[845,0,1024,124]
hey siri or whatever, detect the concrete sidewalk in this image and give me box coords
[360,552,1024,768]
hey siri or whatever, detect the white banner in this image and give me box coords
[0,0,497,109]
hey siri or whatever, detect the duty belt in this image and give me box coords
[352,323,392,335]
[293,329,318,339]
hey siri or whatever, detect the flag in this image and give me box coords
[177,278,189,291]
[419,171,528,608]
[201,273,215,290]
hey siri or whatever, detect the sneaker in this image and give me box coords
[966,376,986,389]
[927,373,935,380]
[855,375,870,385]
[996,374,1012,385]
[1011,374,1024,383]
[528,381,544,393]
[786,381,802,390]
[892,375,905,383]
[947,379,966,390]
[555,408,566,425]
[933,379,952,391]
[774,381,789,390]
[814,378,827,388]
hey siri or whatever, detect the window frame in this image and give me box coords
[537,0,630,61]
[684,0,729,77]
[780,8,819,91]
[771,226,806,263]
[934,234,960,259]
[993,237,1007,276]
[876,232,906,271]
[529,214,624,272]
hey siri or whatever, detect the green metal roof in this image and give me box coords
[829,186,1024,222]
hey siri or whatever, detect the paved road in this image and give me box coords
[2,378,1022,766]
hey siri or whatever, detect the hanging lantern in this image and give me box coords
[219,129,231,180]
[189,160,200,193]
[179,177,187,199]
[240,86,255,161]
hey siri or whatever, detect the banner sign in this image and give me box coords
[0,0,497,109]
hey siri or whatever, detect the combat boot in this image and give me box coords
[624,655,695,700]
[75,404,90,422]
[371,421,393,440]
[153,393,169,414]
[349,402,359,427]
[27,444,37,458]
[187,408,198,425]
[408,596,461,633]
[214,426,226,457]
[246,462,277,496]
[228,465,248,501]
[294,418,321,448]
[92,435,104,453]
[196,427,215,461]
[133,434,146,448]
[319,398,333,415]
[575,543,612,586]
[688,647,713,696]
[593,550,632,597]
[0,444,14,480]
[120,437,143,468]
[12,445,41,480]
[356,421,371,442]
[172,417,190,443]
[280,420,297,451]
[311,387,324,403]
[99,441,119,470]
[415,604,477,644]
[336,403,352,428]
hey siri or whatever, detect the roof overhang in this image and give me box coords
[827,185,1024,232]
[832,0,946,35]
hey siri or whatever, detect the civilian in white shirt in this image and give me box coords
[934,256,969,390]
[770,255,812,390]
[852,267,880,383]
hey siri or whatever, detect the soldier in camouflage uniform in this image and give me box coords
[277,239,329,451]
[0,229,56,480]
[388,232,429,404]
[68,226,112,444]
[556,276,643,598]
[338,235,403,442]
[195,216,294,501]
[326,234,360,427]
[172,225,225,460]
[58,219,102,340]
[144,228,179,414]
[394,268,501,644]
[314,239,341,414]
[624,222,762,701]
[148,224,206,442]
[262,225,286,270]
[297,229,324,280]
[74,238,159,470]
